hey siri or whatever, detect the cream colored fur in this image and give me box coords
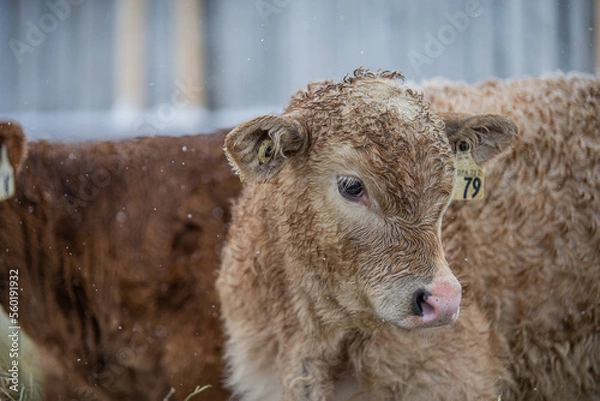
[218,69,519,400]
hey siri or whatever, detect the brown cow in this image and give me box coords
[217,69,600,400]
[0,123,240,400]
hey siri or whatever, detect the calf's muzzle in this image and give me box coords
[412,274,462,327]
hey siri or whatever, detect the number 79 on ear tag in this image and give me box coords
[452,150,485,200]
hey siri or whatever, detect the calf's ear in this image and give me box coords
[225,114,308,182]
[441,113,517,165]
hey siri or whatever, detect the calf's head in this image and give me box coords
[226,70,516,330]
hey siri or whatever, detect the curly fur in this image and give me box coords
[422,72,600,401]
[219,70,516,401]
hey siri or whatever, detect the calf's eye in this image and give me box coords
[337,176,365,200]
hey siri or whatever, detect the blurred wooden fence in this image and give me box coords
[0,0,596,138]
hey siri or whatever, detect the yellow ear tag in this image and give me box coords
[452,147,485,201]
[0,145,15,201]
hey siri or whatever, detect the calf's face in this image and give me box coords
[226,74,515,330]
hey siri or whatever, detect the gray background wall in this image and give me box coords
[0,0,597,140]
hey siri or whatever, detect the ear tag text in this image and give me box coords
[0,145,15,201]
[452,147,485,201]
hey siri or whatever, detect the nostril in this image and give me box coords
[411,288,431,317]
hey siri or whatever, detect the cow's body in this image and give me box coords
[0,129,240,400]
[424,73,600,400]
[218,71,600,401]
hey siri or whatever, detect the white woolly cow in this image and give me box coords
[423,73,600,401]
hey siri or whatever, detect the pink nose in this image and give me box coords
[412,274,462,327]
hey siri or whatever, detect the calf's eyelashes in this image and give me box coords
[337,175,366,202]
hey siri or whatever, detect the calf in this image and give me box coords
[218,69,516,400]
[0,124,240,400]
[217,69,600,400]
